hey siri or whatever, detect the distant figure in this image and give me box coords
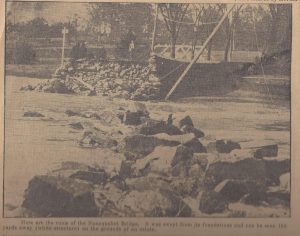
[79,41,87,59]
[125,29,136,46]
[125,29,136,59]
[167,114,175,125]
[129,40,135,60]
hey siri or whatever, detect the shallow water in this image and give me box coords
[3,76,291,215]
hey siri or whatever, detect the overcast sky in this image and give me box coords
[6,2,89,24]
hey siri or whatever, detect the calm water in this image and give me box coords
[4,76,290,214]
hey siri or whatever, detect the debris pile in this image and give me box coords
[24,59,162,101]
[18,103,290,217]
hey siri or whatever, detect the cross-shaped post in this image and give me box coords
[61,27,69,67]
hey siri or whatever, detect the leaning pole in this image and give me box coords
[165,4,236,100]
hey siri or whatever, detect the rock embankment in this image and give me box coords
[18,103,290,217]
[21,59,162,101]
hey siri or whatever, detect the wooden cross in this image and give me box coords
[61,27,69,67]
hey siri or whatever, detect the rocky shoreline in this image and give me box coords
[7,102,290,218]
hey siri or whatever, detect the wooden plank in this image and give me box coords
[73,77,95,91]
[165,4,236,100]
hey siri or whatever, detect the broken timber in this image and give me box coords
[165,4,236,100]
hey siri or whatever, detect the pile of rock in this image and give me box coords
[19,103,290,217]
[22,59,162,100]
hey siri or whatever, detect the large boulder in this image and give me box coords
[264,158,290,185]
[22,176,98,217]
[182,126,205,138]
[132,146,177,176]
[80,130,118,149]
[123,111,144,126]
[183,138,206,153]
[138,119,182,136]
[179,116,194,129]
[240,189,290,207]
[207,140,241,153]
[70,170,107,185]
[171,145,194,167]
[48,80,74,94]
[214,179,259,202]
[123,134,182,159]
[125,176,172,192]
[170,177,201,197]
[178,116,205,138]
[204,156,267,191]
[199,191,228,214]
[128,102,149,117]
[118,189,192,217]
[133,145,194,177]
[254,144,278,159]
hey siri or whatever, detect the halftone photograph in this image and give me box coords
[4,1,291,219]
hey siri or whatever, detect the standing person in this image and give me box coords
[125,29,136,59]
[128,40,135,60]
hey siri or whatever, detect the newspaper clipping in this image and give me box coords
[1,0,300,235]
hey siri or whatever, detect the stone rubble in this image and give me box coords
[22,59,163,101]
[19,103,290,217]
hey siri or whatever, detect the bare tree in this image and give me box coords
[267,4,292,55]
[158,3,189,58]
[222,4,243,61]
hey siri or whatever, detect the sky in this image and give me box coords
[6,2,89,24]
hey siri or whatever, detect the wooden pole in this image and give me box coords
[165,4,235,100]
[61,27,67,67]
[151,4,159,52]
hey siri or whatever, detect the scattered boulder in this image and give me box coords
[123,134,180,159]
[22,176,98,217]
[119,189,192,217]
[132,146,177,176]
[171,145,193,167]
[70,170,107,185]
[199,191,228,214]
[181,125,204,138]
[191,153,210,171]
[80,130,118,149]
[125,176,171,192]
[69,122,84,130]
[183,138,207,153]
[23,111,44,117]
[179,116,194,129]
[170,177,200,197]
[123,111,144,125]
[20,85,34,91]
[65,109,81,117]
[44,80,73,94]
[128,102,149,117]
[204,157,267,191]
[241,190,290,207]
[218,140,241,153]
[254,144,278,159]
[214,179,259,202]
[264,158,290,185]
[119,160,135,179]
[138,119,182,136]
